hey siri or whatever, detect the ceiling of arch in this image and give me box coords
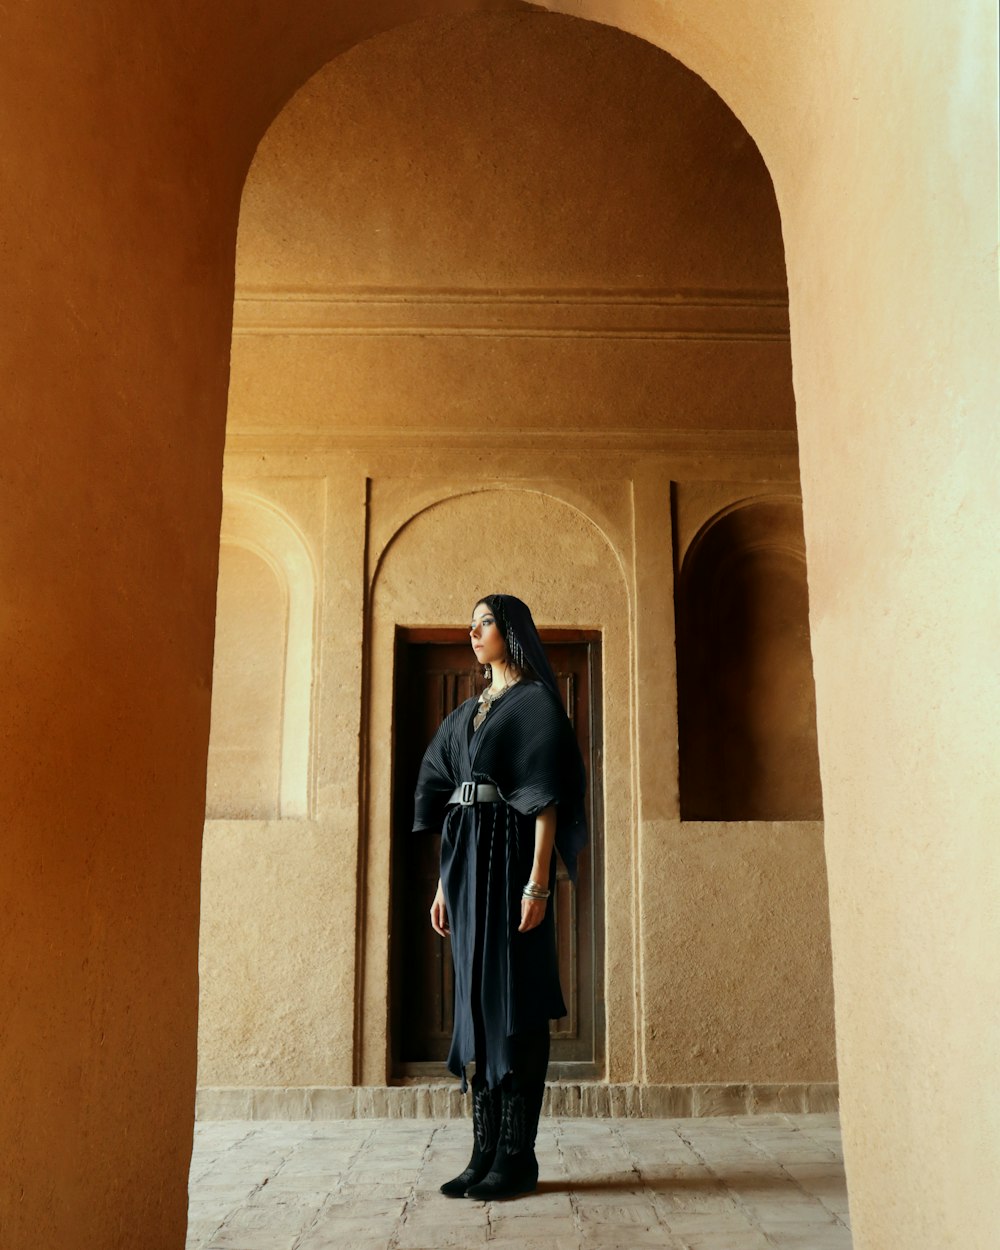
[226,10,795,435]
[237,12,785,294]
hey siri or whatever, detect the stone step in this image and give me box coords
[196,1081,838,1121]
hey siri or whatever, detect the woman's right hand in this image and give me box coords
[429,880,450,938]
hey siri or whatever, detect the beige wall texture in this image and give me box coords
[1,4,996,1250]
[200,14,834,1107]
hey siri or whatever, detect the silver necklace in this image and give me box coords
[472,679,519,732]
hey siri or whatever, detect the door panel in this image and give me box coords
[390,630,603,1079]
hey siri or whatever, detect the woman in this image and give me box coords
[412,593,587,1201]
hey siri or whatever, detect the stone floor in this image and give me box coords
[187,1113,852,1250]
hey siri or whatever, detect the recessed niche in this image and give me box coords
[205,542,285,819]
[205,490,316,820]
[676,496,823,820]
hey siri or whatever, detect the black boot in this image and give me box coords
[439,1076,501,1198]
[463,1080,544,1200]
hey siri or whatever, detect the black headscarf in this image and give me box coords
[475,593,589,879]
[477,593,557,694]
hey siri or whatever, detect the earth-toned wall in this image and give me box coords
[198,15,833,1107]
[1,4,994,1249]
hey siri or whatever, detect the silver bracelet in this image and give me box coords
[522,881,551,900]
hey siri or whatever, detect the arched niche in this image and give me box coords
[676,496,822,820]
[206,541,285,818]
[206,491,317,819]
[360,485,634,1085]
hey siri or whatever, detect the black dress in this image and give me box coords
[412,679,585,1091]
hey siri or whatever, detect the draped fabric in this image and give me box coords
[412,679,588,1091]
[475,594,589,879]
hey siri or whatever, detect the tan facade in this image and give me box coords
[2,4,996,1250]
[199,17,833,1107]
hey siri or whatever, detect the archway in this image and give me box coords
[207,9,835,1119]
[363,486,631,1088]
[676,495,822,820]
[207,490,318,819]
[1,4,994,1249]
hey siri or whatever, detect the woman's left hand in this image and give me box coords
[518,894,547,933]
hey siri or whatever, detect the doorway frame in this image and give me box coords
[388,625,606,1085]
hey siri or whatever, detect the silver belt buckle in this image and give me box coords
[459,781,476,806]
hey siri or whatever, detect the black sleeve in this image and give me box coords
[496,685,568,818]
[494,683,589,883]
[411,711,459,834]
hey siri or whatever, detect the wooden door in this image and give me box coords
[390,629,604,1080]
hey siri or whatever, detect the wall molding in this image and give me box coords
[223,427,799,458]
[196,1081,838,1121]
[232,285,790,341]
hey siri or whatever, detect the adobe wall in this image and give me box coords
[0,7,234,1249]
[0,3,994,1249]
[200,447,834,1100]
[196,16,835,1109]
[557,3,996,1247]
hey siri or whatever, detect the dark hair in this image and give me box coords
[470,595,538,688]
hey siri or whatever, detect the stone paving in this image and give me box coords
[187,1113,852,1250]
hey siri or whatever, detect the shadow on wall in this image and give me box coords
[676,495,823,820]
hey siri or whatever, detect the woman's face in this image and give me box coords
[469,601,507,667]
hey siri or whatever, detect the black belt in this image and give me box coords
[447,782,500,807]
